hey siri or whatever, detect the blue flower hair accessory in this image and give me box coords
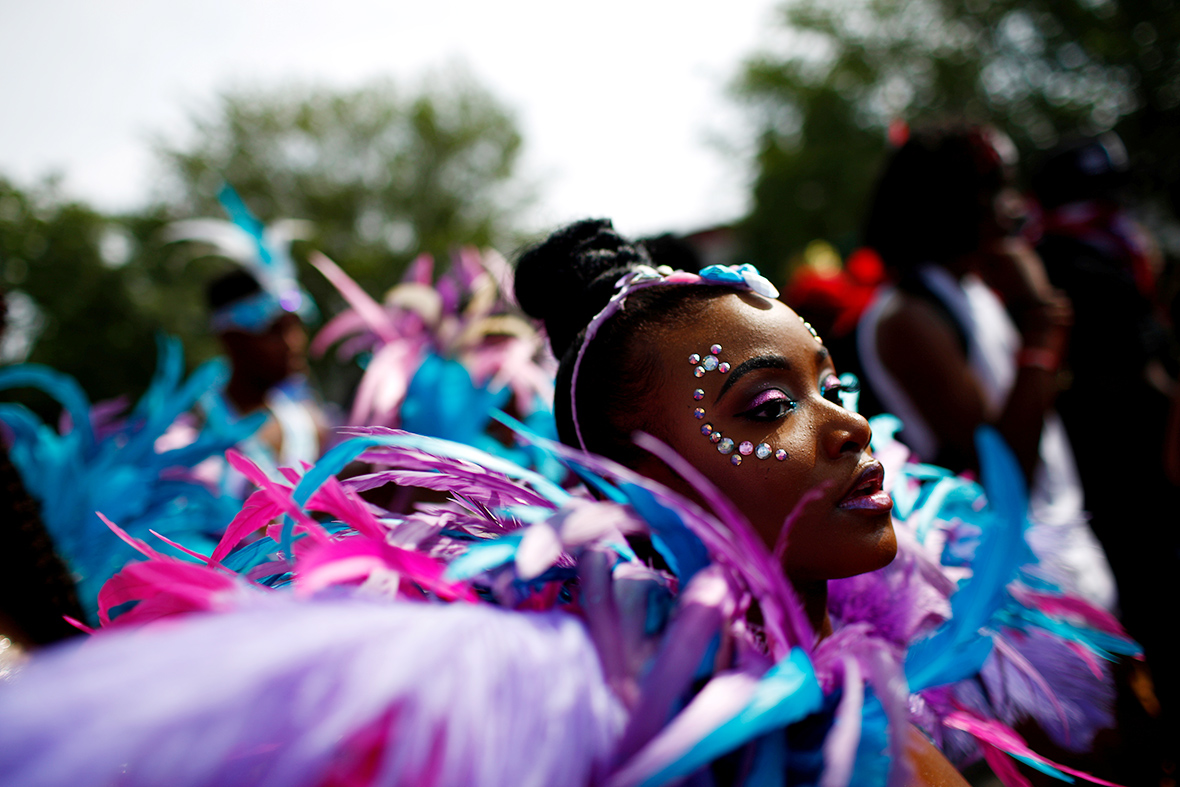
[209,290,290,335]
[698,264,780,299]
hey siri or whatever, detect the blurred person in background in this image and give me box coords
[1031,134,1178,751]
[854,124,1116,613]
[198,268,329,498]
[164,185,330,497]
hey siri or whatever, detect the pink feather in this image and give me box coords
[311,310,372,358]
[405,252,434,285]
[944,711,1126,787]
[309,252,400,344]
[1008,586,1128,637]
[98,559,242,627]
[209,491,284,564]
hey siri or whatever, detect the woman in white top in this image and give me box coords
[855,125,1116,611]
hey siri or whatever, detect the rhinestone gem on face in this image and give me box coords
[717,437,735,455]
[693,388,705,401]
[774,449,788,461]
[701,355,719,372]
[718,362,731,373]
[694,367,706,378]
[689,353,701,365]
[694,407,705,419]
[710,344,722,355]
[738,441,754,456]
[701,423,714,436]
[710,432,722,444]
[730,454,742,466]
[799,317,822,344]
[755,442,772,459]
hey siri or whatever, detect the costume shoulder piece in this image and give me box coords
[0,417,1135,786]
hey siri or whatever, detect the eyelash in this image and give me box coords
[735,373,861,422]
[737,390,797,422]
[821,373,860,410]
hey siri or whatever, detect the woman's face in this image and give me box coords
[645,293,896,585]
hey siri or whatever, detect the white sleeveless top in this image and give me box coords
[858,265,1116,610]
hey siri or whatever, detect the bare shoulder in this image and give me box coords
[874,293,963,370]
[904,725,970,786]
[871,291,988,448]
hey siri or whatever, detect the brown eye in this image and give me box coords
[738,389,797,422]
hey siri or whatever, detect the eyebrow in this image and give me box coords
[715,355,790,402]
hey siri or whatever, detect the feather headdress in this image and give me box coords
[310,248,555,465]
[166,184,318,332]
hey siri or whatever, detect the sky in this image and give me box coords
[0,0,783,239]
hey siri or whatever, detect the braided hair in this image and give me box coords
[514,219,726,463]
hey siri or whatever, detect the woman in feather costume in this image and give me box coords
[0,221,1137,785]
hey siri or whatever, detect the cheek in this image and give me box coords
[699,455,814,553]
[678,422,821,550]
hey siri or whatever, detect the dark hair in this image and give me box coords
[1031,133,1130,210]
[206,269,262,311]
[863,125,1010,276]
[637,233,705,274]
[514,219,728,463]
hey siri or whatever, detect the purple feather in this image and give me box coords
[820,656,863,787]
[0,598,624,787]
[345,468,550,510]
[613,566,735,765]
[828,532,955,647]
[980,628,1115,752]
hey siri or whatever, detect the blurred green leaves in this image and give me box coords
[735,0,1180,280]
[158,72,526,296]
[0,72,527,413]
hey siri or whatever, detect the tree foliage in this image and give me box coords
[0,178,161,406]
[1,72,527,413]
[736,0,1179,279]
[157,72,526,298]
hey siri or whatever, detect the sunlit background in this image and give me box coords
[0,0,1175,404]
[1,0,774,236]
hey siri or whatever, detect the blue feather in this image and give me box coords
[217,183,272,265]
[0,338,264,620]
[906,426,1031,691]
[639,648,823,787]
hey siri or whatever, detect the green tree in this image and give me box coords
[736,0,1179,279]
[1,71,528,414]
[156,70,527,300]
[0,178,161,409]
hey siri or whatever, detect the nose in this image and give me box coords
[821,401,872,460]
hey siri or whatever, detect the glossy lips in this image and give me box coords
[837,462,893,512]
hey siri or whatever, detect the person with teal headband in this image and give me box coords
[170,186,330,497]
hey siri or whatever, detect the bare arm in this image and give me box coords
[876,250,1070,481]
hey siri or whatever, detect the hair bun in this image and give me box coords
[514,218,648,360]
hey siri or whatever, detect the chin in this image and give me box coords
[790,515,898,583]
[863,517,899,573]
